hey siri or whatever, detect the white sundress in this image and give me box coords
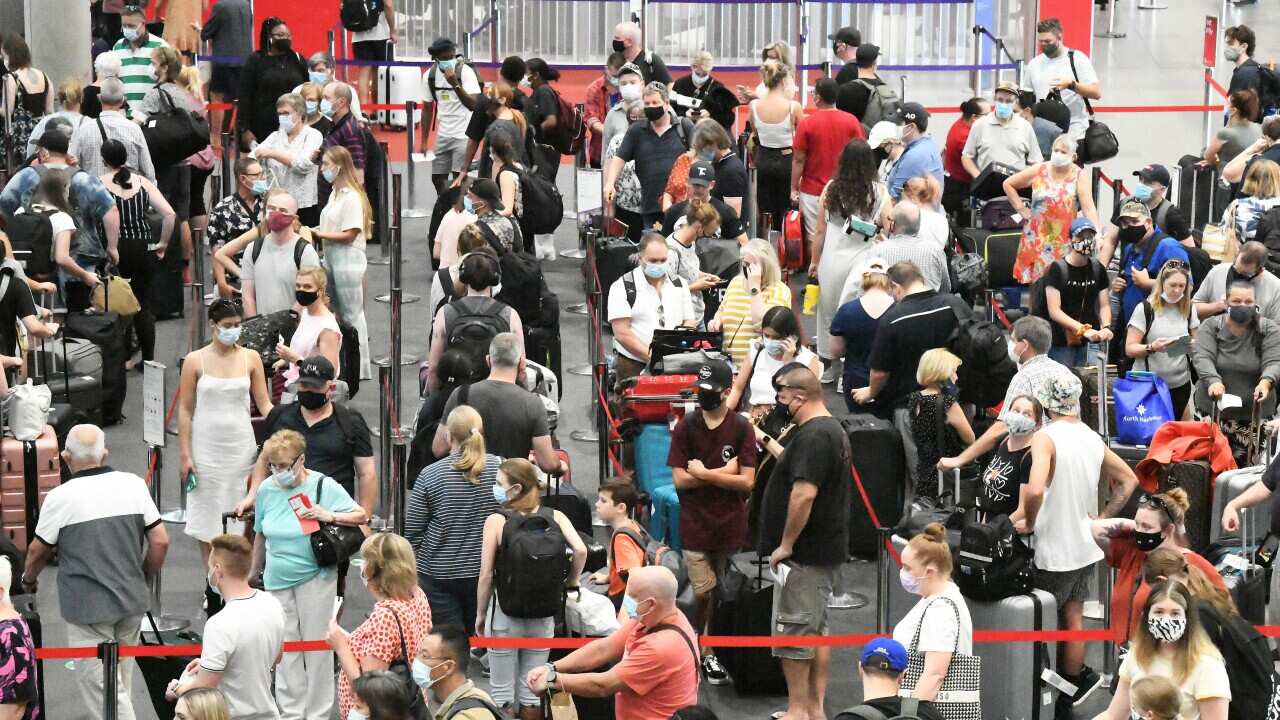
[185,350,257,542]
[816,182,887,358]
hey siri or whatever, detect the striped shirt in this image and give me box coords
[717,276,791,368]
[69,110,156,181]
[874,234,952,295]
[403,451,502,579]
[110,35,170,105]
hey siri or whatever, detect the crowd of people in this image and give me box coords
[0,4,1278,720]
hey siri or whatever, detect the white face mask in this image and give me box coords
[620,84,641,102]
[1050,151,1073,167]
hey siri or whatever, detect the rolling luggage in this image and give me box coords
[147,246,185,320]
[632,423,673,494]
[543,470,592,536]
[0,426,61,551]
[959,228,1019,288]
[967,589,1058,720]
[1156,460,1215,552]
[28,337,101,379]
[1207,508,1270,624]
[619,375,697,425]
[65,309,128,426]
[843,415,906,560]
[1212,464,1272,546]
[1177,153,1226,236]
[137,611,202,720]
[646,484,682,551]
[710,553,787,696]
[48,373,105,427]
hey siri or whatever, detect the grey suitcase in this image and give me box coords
[1210,426,1275,545]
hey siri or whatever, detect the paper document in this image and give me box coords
[1164,335,1191,358]
[1219,394,1244,411]
[773,563,790,587]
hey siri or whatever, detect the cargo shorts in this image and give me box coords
[771,561,836,661]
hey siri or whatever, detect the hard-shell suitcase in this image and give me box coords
[633,423,674,494]
[28,337,102,379]
[1177,153,1227,236]
[1212,465,1272,545]
[137,612,202,720]
[711,552,787,696]
[647,484,682,551]
[48,373,105,427]
[542,471,592,536]
[843,414,906,560]
[1208,508,1270,624]
[1157,460,1214,552]
[0,426,61,551]
[619,375,697,425]
[960,228,1019,288]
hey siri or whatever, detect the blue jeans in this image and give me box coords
[418,575,479,634]
[1048,343,1100,368]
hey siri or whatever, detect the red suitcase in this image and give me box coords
[619,375,699,424]
[0,426,62,551]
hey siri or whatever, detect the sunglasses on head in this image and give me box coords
[1139,493,1175,524]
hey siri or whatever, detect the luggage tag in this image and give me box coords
[289,493,321,534]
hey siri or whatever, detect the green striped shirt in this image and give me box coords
[110,36,170,104]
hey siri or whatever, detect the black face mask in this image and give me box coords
[697,389,724,411]
[298,390,329,410]
[612,39,626,53]
[1134,529,1164,553]
[1117,225,1147,246]
[1041,42,1060,58]
[295,289,319,306]
[272,37,292,53]
[774,397,795,423]
[644,106,665,123]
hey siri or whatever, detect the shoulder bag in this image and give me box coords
[308,475,366,567]
[386,607,429,720]
[899,596,982,720]
[1065,51,1118,164]
[141,85,211,168]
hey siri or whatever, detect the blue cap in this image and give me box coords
[1069,217,1098,237]
[860,638,908,673]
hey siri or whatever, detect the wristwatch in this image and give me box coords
[1069,80,1078,91]
[544,662,559,690]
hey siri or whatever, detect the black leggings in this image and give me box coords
[754,145,793,231]
[118,238,156,361]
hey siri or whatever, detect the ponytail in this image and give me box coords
[112,166,134,190]
[446,405,488,483]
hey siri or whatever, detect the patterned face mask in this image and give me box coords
[1147,614,1186,643]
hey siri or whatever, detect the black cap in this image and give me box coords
[469,178,504,212]
[688,160,715,186]
[829,26,861,48]
[695,359,733,393]
[36,129,69,155]
[293,357,335,390]
[428,37,457,57]
[1133,164,1172,188]
[855,43,880,67]
[893,102,930,132]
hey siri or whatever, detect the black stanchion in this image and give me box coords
[219,123,234,199]
[369,141,392,266]
[876,527,893,633]
[567,228,598,372]
[99,640,119,720]
[591,289,610,485]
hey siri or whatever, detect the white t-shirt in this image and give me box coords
[607,267,697,362]
[1022,47,1098,138]
[200,590,286,720]
[240,235,323,316]
[1118,650,1231,720]
[47,211,76,238]
[424,64,482,139]
[892,583,974,656]
[320,186,368,250]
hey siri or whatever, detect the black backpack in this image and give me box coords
[955,512,1034,601]
[4,207,57,278]
[442,296,510,383]
[835,698,924,720]
[508,166,564,235]
[445,697,503,720]
[946,303,1017,407]
[475,222,551,328]
[336,316,362,399]
[494,507,570,619]
[340,0,383,31]
[1257,205,1280,275]
[250,234,310,268]
[1257,64,1280,119]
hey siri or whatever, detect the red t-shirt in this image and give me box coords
[612,613,700,720]
[793,108,865,196]
[943,118,974,183]
[1108,538,1227,645]
[667,410,758,552]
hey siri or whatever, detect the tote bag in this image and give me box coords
[1114,371,1175,445]
[899,596,982,720]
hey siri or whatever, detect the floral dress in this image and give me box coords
[0,617,39,719]
[664,153,694,207]
[336,589,433,719]
[1013,163,1080,284]
[605,134,643,215]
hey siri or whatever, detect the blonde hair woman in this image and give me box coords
[908,349,975,493]
[329,533,433,720]
[831,257,894,412]
[1125,261,1198,418]
[1227,158,1280,242]
[314,145,373,382]
[404,406,503,634]
[252,429,364,720]
[252,92,324,225]
[483,84,532,168]
[174,687,232,720]
[274,265,343,398]
[708,237,791,366]
[751,60,803,231]
[23,78,83,160]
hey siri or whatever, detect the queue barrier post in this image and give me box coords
[375,173,416,362]
[566,229,596,377]
[377,361,392,471]
[1202,74,1214,151]
[191,227,207,347]
[149,439,190,633]
[219,126,234,205]
[390,426,409,534]
[1095,0,1126,39]
[876,527,893,634]
[99,640,119,720]
[369,141,392,266]
[969,25,981,96]
[592,288,610,487]
[570,248,602,441]
[489,0,499,65]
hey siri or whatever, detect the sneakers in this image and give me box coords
[820,358,843,385]
[1069,666,1104,707]
[701,653,730,685]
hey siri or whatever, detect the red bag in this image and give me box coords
[779,209,805,271]
[620,375,698,424]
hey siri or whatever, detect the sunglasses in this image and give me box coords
[1139,494,1175,525]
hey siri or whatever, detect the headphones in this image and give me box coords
[458,251,502,289]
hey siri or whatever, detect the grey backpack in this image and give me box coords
[857,79,901,127]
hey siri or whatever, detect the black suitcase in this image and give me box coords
[958,228,1019,288]
[589,236,638,323]
[137,612,202,720]
[48,373,105,427]
[1177,153,1226,236]
[543,479,592,535]
[580,530,607,573]
[711,553,787,696]
[527,325,562,396]
[842,415,906,560]
[1158,460,1214,552]
[147,245,185,320]
[65,310,128,425]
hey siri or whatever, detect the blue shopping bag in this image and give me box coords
[1113,371,1175,445]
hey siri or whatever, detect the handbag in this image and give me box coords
[92,274,142,316]
[386,608,429,720]
[542,691,578,720]
[899,596,982,720]
[1113,371,1175,445]
[5,380,51,441]
[1064,51,1118,164]
[1203,202,1242,263]
[308,475,365,567]
[141,86,211,168]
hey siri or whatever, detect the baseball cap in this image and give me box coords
[1118,200,1152,221]
[860,639,908,673]
[695,359,733,393]
[1069,218,1098,237]
[855,43,880,67]
[1133,164,1172,188]
[618,62,643,80]
[866,121,901,149]
[469,178,505,212]
[863,256,888,274]
[828,27,861,48]
[893,102,930,132]
[688,161,716,186]
[291,357,335,391]
[994,80,1019,97]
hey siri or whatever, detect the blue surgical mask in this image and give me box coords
[278,114,295,133]
[1132,183,1154,202]
[305,100,319,115]
[347,709,367,720]
[322,167,338,184]
[207,570,222,597]
[691,72,710,87]
[492,483,509,505]
[251,179,269,196]
[217,326,242,346]
[320,98,334,117]
[310,71,329,85]
[412,658,447,689]
[622,594,643,620]
[764,339,784,357]
[697,149,716,162]
[438,58,457,73]
[122,26,140,43]
[463,196,475,214]
[272,470,296,488]
[643,262,667,279]
[942,380,960,398]
[994,101,1014,120]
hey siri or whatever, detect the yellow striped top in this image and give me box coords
[717,276,792,368]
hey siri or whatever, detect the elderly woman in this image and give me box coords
[603,100,647,242]
[0,557,38,719]
[252,429,365,720]
[252,93,324,226]
[83,52,123,118]
[328,533,433,720]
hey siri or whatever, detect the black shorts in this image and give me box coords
[208,64,242,97]
[189,165,212,218]
[351,39,389,62]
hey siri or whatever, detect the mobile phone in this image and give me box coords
[332,595,344,621]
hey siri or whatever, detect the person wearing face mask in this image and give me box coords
[1016,369,1139,713]
[1126,262,1199,418]
[526,566,699,718]
[610,21,672,85]
[1003,133,1101,285]
[886,103,944,201]
[1192,279,1280,422]
[1094,582,1230,720]
[1224,25,1266,121]
[423,37,483,191]
[1100,165,1194,271]
[1091,490,1225,650]
[670,51,739,135]
[584,53,627,169]
[907,349,976,496]
[416,626,502,719]
[74,75,156,184]
[328,533,432,720]
[835,43,891,128]
[791,78,865,235]
[252,93,323,226]
[456,56,529,185]
[960,81,1042,181]
[274,266,343,393]
[232,190,322,316]
[425,247,525,392]
[607,233,698,385]
[606,83,696,232]
[476,459,587,719]
[890,523,976,708]
[236,18,308,151]
[1108,200,1191,345]
[663,120,744,214]
[829,26,863,84]
[109,5,170,106]
[522,58,565,170]
[711,241,794,369]
[1040,218,1112,367]
[830,258,894,413]
[1021,17,1101,140]
[666,359,756,686]
[178,299,273,585]
[663,199,723,322]
[977,394,1041,516]
[661,159,749,245]
[207,157,267,297]
[298,81,333,135]
[348,0,398,107]
[166,534,285,719]
[250,429,363,719]
[601,62,647,166]
[312,145,374,380]
[941,98,988,212]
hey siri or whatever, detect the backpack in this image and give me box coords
[434,267,462,316]
[251,234,309,268]
[1257,64,1280,119]
[442,296,510,382]
[509,166,564,235]
[955,512,1034,601]
[1257,205,1280,274]
[542,88,585,156]
[339,0,383,32]
[425,60,475,102]
[614,525,689,593]
[622,272,685,307]
[3,207,57,278]
[336,316,362,399]
[445,697,503,720]
[474,222,551,328]
[946,303,1017,408]
[494,506,570,619]
[855,78,900,127]
[835,698,924,720]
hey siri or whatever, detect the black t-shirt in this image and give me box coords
[465,95,533,177]
[835,697,945,720]
[1043,258,1108,346]
[616,120,692,214]
[980,442,1032,516]
[661,197,745,239]
[836,76,881,122]
[868,290,965,409]
[262,402,373,497]
[1108,198,1190,242]
[633,52,673,86]
[833,62,860,85]
[527,85,559,143]
[712,153,749,203]
[759,415,851,566]
[0,270,37,357]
